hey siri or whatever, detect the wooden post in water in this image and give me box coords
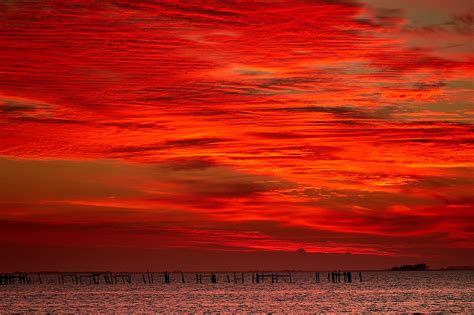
[104,273,109,284]
[164,272,170,284]
[226,274,230,283]
[211,273,217,284]
[25,272,31,284]
[233,272,244,284]
[18,273,24,284]
[359,272,362,282]
[92,273,98,285]
[181,273,185,283]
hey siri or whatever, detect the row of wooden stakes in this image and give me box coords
[0,272,35,285]
[0,271,362,285]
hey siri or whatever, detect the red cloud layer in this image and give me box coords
[0,0,473,268]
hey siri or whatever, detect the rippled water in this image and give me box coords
[1,271,473,313]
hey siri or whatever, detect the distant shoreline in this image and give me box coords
[2,268,473,274]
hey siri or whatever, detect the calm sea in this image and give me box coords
[1,271,473,313]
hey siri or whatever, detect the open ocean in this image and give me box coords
[1,271,473,313]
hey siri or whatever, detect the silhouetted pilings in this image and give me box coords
[58,272,132,285]
[234,272,245,283]
[112,272,132,284]
[59,273,78,284]
[1,271,364,285]
[196,273,217,284]
[315,272,320,283]
[54,271,178,285]
[222,272,244,283]
[143,271,173,284]
[93,272,113,284]
[327,271,355,283]
[252,271,292,283]
[37,272,43,284]
[0,272,31,285]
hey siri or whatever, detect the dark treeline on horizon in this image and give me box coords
[391,263,428,271]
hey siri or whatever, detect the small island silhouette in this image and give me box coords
[391,263,428,271]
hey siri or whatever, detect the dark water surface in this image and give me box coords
[1,271,473,313]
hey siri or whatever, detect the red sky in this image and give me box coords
[0,0,473,271]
